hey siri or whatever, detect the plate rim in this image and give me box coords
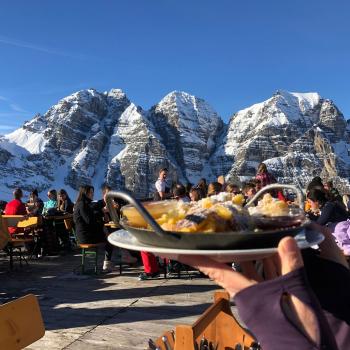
[108,229,324,256]
[119,217,310,237]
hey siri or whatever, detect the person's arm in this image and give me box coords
[176,238,338,350]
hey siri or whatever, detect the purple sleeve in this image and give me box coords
[234,268,338,350]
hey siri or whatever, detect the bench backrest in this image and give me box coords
[0,215,9,249]
[0,294,45,349]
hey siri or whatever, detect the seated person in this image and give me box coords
[73,185,105,244]
[173,184,190,202]
[4,188,27,236]
[242,182,256,204]
[189,187,202,202]
[225,183,241,195]
[42,189,58,215]
[57,189,73,214]
[207,182,222,197]
[26,189,44,216]
[94,183,136,271]
[324,180,343,203]
[73,185,122,272]
[307,188,348,226]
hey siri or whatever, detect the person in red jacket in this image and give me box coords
[4,188,27,236]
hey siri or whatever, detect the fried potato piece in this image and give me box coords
[249,193,289,216]
[232,194,245,206]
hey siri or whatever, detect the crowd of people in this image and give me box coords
[0,184,136,270]
[2,162,350,348]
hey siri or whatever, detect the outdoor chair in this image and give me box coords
[0,215,37,270]
[0,294,45,350]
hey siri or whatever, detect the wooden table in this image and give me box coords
[44,213,73,221]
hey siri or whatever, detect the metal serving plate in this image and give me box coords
[106,184,307,250]
[119,218,307,250]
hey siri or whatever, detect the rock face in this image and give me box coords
[0,89,223,198]
[211,90,350,192]
[0,89,350,199]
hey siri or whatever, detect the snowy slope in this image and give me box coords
[1,89,350,200]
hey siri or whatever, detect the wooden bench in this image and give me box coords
[0,215,37,269]
[77,242,106,274]
[0,294,45,349]
[149,291,258,350]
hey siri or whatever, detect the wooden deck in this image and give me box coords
[0,251,237,349]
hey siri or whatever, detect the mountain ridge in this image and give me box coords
[1,89,349,200]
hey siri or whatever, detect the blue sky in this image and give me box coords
[0,0,350,133]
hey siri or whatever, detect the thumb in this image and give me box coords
[278,236,304,275]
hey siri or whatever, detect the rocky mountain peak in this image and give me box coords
[0,89,350,199]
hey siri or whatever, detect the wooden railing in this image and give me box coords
[148,291,259,350]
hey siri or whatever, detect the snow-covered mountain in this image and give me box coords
[1,89,349,200]
[212,90,350,190]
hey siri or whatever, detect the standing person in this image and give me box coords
[255,162,277,189]
[4,188,27,236]
[57,189,74,214]
[140,168,172,280]
[154,168,171,201]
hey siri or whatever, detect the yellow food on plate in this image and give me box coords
[201,197,213,209]
[121,192,252,232]
[121,191,302,233]
[248,193,289,217]
[121,200,178,228]
[232,193,245,206]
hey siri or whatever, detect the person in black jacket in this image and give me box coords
[57,189,74,214]
[73,185,105,244]
[307,188,348,225]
